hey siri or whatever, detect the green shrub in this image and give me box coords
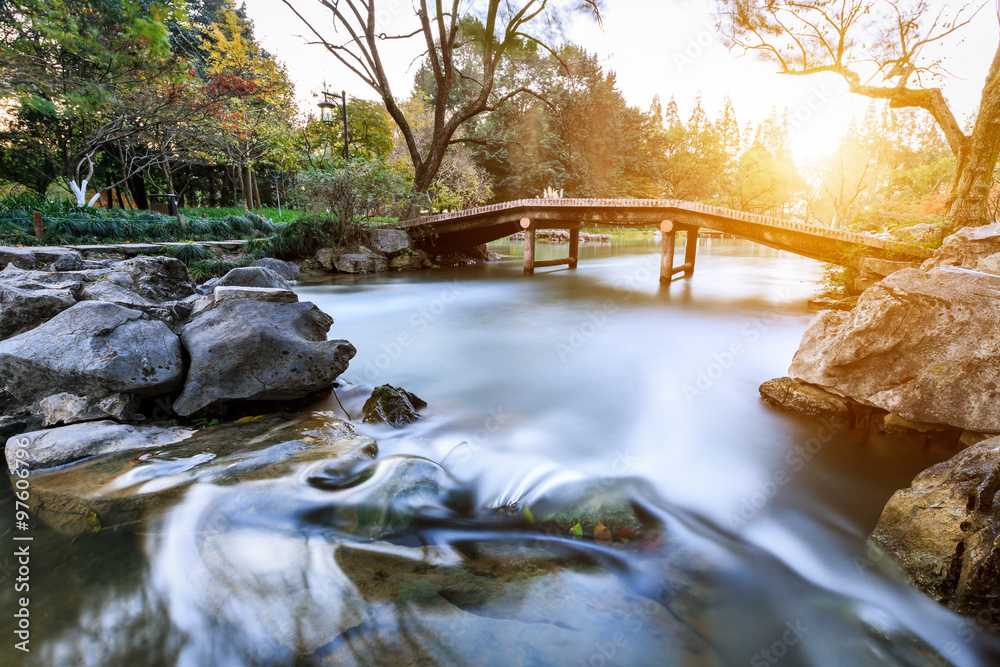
[187,259,244,281]
[166,243,214,263]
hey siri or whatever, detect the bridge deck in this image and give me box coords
[387,198,931,264]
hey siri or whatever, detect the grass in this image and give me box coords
[0,195,282,246]
[180,206,303,224]
[166,242,215,263]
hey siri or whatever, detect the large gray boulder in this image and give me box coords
[32,247,85,271]
[250,257,300,280]
[80,279,157,310]
[871,436,1000,619]
[215,266,292,291]
[922,222,1000,270]
[789,267,1000,433]
[0,279,77,340]
[333,249,388,274]
[0,301,184,413]
[107,256,195,301]
[852,257,922,292]
[368,228,411,254]
[0,247,36,269]
[173,299,356,416]
[0,263,104,286]
[5,420,196,474]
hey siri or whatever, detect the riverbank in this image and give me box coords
[759,222,1000,623]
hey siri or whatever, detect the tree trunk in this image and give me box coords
[208,169,217,208]
[242,165,253,210]
[160,162,176,196]
[946,43,1000,229]
[221,167,232,207]
[252,169,262,210]
[129,174,149,210]
[104,169,115,209]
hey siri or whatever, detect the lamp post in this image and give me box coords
[318,90,350,164]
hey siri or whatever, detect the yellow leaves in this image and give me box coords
[236,415,264,422]
[594,521,612,545]
[85,510,101,533]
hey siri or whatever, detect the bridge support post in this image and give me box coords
[521,217,535,275]
[684,227,698,277]
[660,221,699,284]
[659,220,676,284]
[569,227,580,269]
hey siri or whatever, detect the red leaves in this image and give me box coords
[206,73,261,100]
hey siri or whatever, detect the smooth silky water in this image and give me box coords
[2,235,998,666]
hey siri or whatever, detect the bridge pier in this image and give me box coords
[521,218,581,275]
[660,220,699,284]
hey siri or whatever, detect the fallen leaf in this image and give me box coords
[594,521,612,545]
[236,415,264,422]
[85,510,101,533]
[569,522,583,538]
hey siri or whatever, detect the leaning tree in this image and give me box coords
[280,0,602,198]
[717,0,1000,229]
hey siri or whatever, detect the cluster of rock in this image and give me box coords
[760,222,1000,619]
[313,228,431,274]
[312,228,502,274]
[1,250,355,441]
[508,229,612,243]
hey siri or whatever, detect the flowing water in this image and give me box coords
[2,235,998,666]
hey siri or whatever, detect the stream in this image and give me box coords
[2,235,998,666]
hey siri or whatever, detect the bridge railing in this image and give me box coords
[391,198,931,258]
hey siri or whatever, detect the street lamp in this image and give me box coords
[319,90,350,164]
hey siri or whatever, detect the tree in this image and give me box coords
[717,0,1000,229]
[388,94,493,210]
[657,95,730,201]
[0,0,192,205]
[279,0,602,197]
[301,99,395,170]
[199,4,297,209]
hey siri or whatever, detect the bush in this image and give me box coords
[245,213,361,260]
[166,243,214,263]
[187,259,246,282]
[298,158,415,221]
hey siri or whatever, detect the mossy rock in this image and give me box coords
[362,384,427,427]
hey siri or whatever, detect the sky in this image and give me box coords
[241,0,999,164]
